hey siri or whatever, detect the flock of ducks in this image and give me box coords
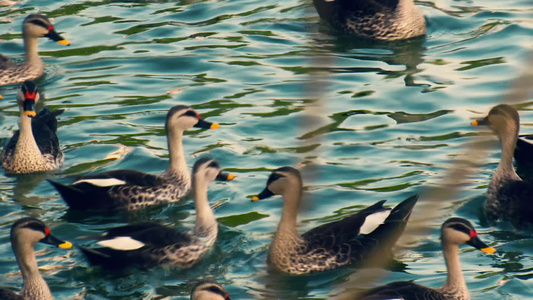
[0,3,529,300]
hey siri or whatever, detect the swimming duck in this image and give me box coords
[0,14,70,87]
[471,104,533,228]
[313,0,426,40]
[251,166,418,275]
[48,105,219,211]
[0,217,73,300]
[191,279,231,300]
[78,157,234,269]
[362,217,495,300]
[2,81,64,174]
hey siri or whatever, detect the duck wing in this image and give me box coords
[301,200,389,247]
[32,108,63,157]
[48,170,166,210]
[80,223,192,269]
[0,54,16,69]
[515,134,533,166]
[362,281,446,300]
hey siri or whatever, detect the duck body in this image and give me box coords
[79,158,234,269]
[0,14,70,86]
[48,169,189,211]
[313,0,426,40]
[0,217,72,300]
[49,105,219,211]
[79,222,216,269]
[252,166,418,275]
[2,81,63,174]
[362,218,496,300]
[472,104,533,228]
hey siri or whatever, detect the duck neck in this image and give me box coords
[16,113,41,155]
[164,128,188,177]
[24,35,42,65]
[441,243,469,298]
[13,240,53,300]
[278,187,302,236]
[193,176,216,236]
[496,129,518,175]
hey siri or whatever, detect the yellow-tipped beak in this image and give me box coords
[0,94,3,100]
[58,241,73,249]
[210,123,220,129]
[57,39,70,46]
[24,110,37,117]
[251,196,260,202]
[471,120,479,126]
[226,173,236,181]
[481,246,496,254]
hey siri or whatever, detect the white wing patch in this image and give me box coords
[521,137,533,145]
[73,178,127,187]
[97,236,145,250]
[360,209,391,234]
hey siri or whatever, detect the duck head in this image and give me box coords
[441,218,495,253]
[23,14,70,45]
[191,279,231,300]
[17,80,40,117]
[192,157,235,184]
[11,217,73,252]
[252,166,302,201]
[471,104,520,138]
[165,105,219,134]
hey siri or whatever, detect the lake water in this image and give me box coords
[0,0,532,299]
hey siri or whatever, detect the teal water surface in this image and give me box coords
[0,0,532,299]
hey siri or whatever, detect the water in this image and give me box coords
[0,0,532,299]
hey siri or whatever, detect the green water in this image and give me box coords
[0,0,532,299]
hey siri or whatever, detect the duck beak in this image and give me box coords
[194,118,219,130]
[471,117,489,126]
[251,187,274,202]
[467,236,496,253]
[23,98,36,117]
[216,172,235,181]
[41,233,73,249]
[45,29,70,46]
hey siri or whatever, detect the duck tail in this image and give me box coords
[47,179,90,210]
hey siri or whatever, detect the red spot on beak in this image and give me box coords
[25,91,36,100]
[45,227,51,236]
[48,25,54,31]
[196,113,201,120]
[469,230,477,238]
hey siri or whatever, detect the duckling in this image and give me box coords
[191,280,231,300]
[362,217,495,300]
[2,81,64,174]
[471,104,533,228]
[78,158,234,269]
[313,0,426,40]
[0,217,73,300]
[0,14,70,87]
[251,166,418,275]
[48,105,219,211]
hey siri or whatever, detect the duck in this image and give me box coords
[471,104,533,228]
[48,105,219,211]
[0,14,70,87]
[2,81,64,174]
[312,0,426,41]
[78,157,234,269]
[361,217,496,300]
[191,279,231,300]
[251,166,418,275]
[0,217,73,300]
